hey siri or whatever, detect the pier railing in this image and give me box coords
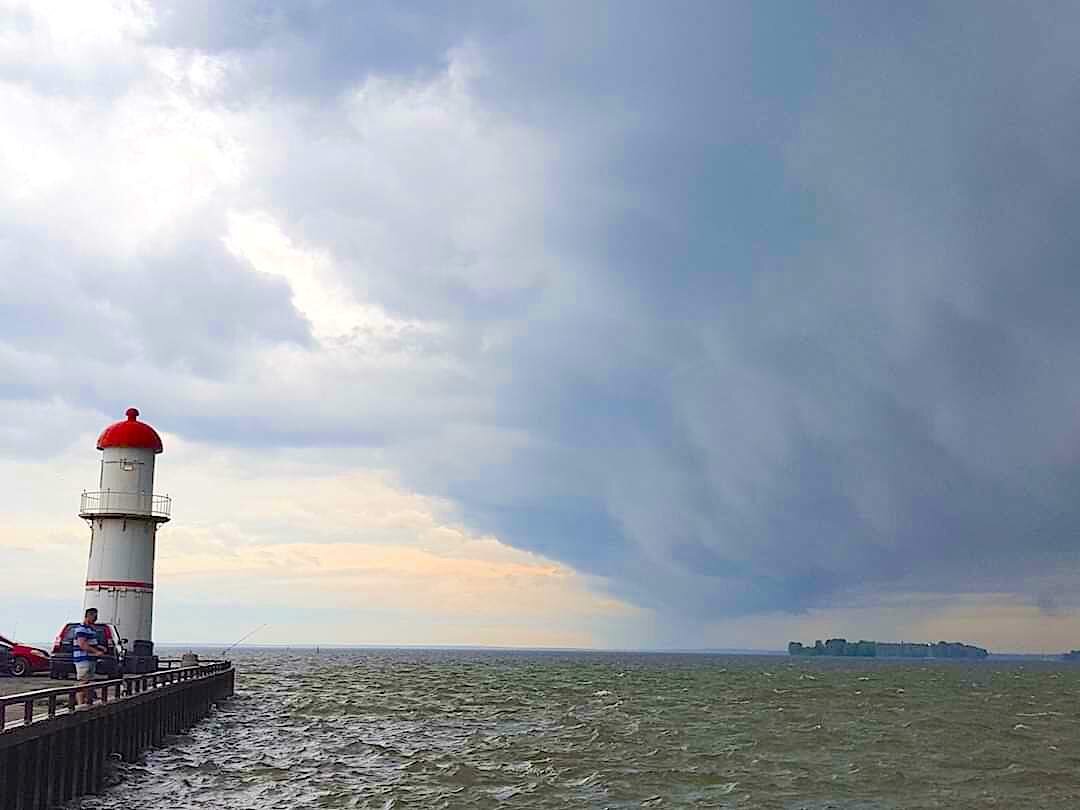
[0,660,230,733]
[0,661,234,808]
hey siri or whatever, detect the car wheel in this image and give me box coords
[12,657,30,677]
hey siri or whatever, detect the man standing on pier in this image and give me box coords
[74,607,105,710]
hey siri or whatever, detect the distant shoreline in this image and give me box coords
[789,638,988,659]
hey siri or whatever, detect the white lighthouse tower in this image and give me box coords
[79,408,170,665]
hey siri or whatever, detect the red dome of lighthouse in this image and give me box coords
[96,408,164,453]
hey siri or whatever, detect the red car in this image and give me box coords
[0,634,51,677]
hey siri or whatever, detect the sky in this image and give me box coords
[2,1,1080,652]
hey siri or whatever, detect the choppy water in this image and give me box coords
[75,649,1080,809]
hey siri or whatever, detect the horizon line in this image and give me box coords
[40,641,1068,658]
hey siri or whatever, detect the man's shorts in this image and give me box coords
[75,660,96,682]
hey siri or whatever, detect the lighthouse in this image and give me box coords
[79,408,170,669]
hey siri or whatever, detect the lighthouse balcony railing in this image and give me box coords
[79,490,171,520]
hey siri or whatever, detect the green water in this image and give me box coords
[79,650,1080,808]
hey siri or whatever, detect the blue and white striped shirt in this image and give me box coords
[72,624,97,662]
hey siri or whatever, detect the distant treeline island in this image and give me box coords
[789,638,989,659]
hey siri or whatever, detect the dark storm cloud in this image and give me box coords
[5,1,1080,629]
[395,0,1080,619]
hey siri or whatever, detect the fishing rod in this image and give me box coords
[221,623,268,657]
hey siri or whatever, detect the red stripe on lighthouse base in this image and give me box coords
[85,579,154,590]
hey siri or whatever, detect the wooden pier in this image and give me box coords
[0,661,234,809]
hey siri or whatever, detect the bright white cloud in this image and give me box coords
[0,0,153,75]
[224,210,432,348]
